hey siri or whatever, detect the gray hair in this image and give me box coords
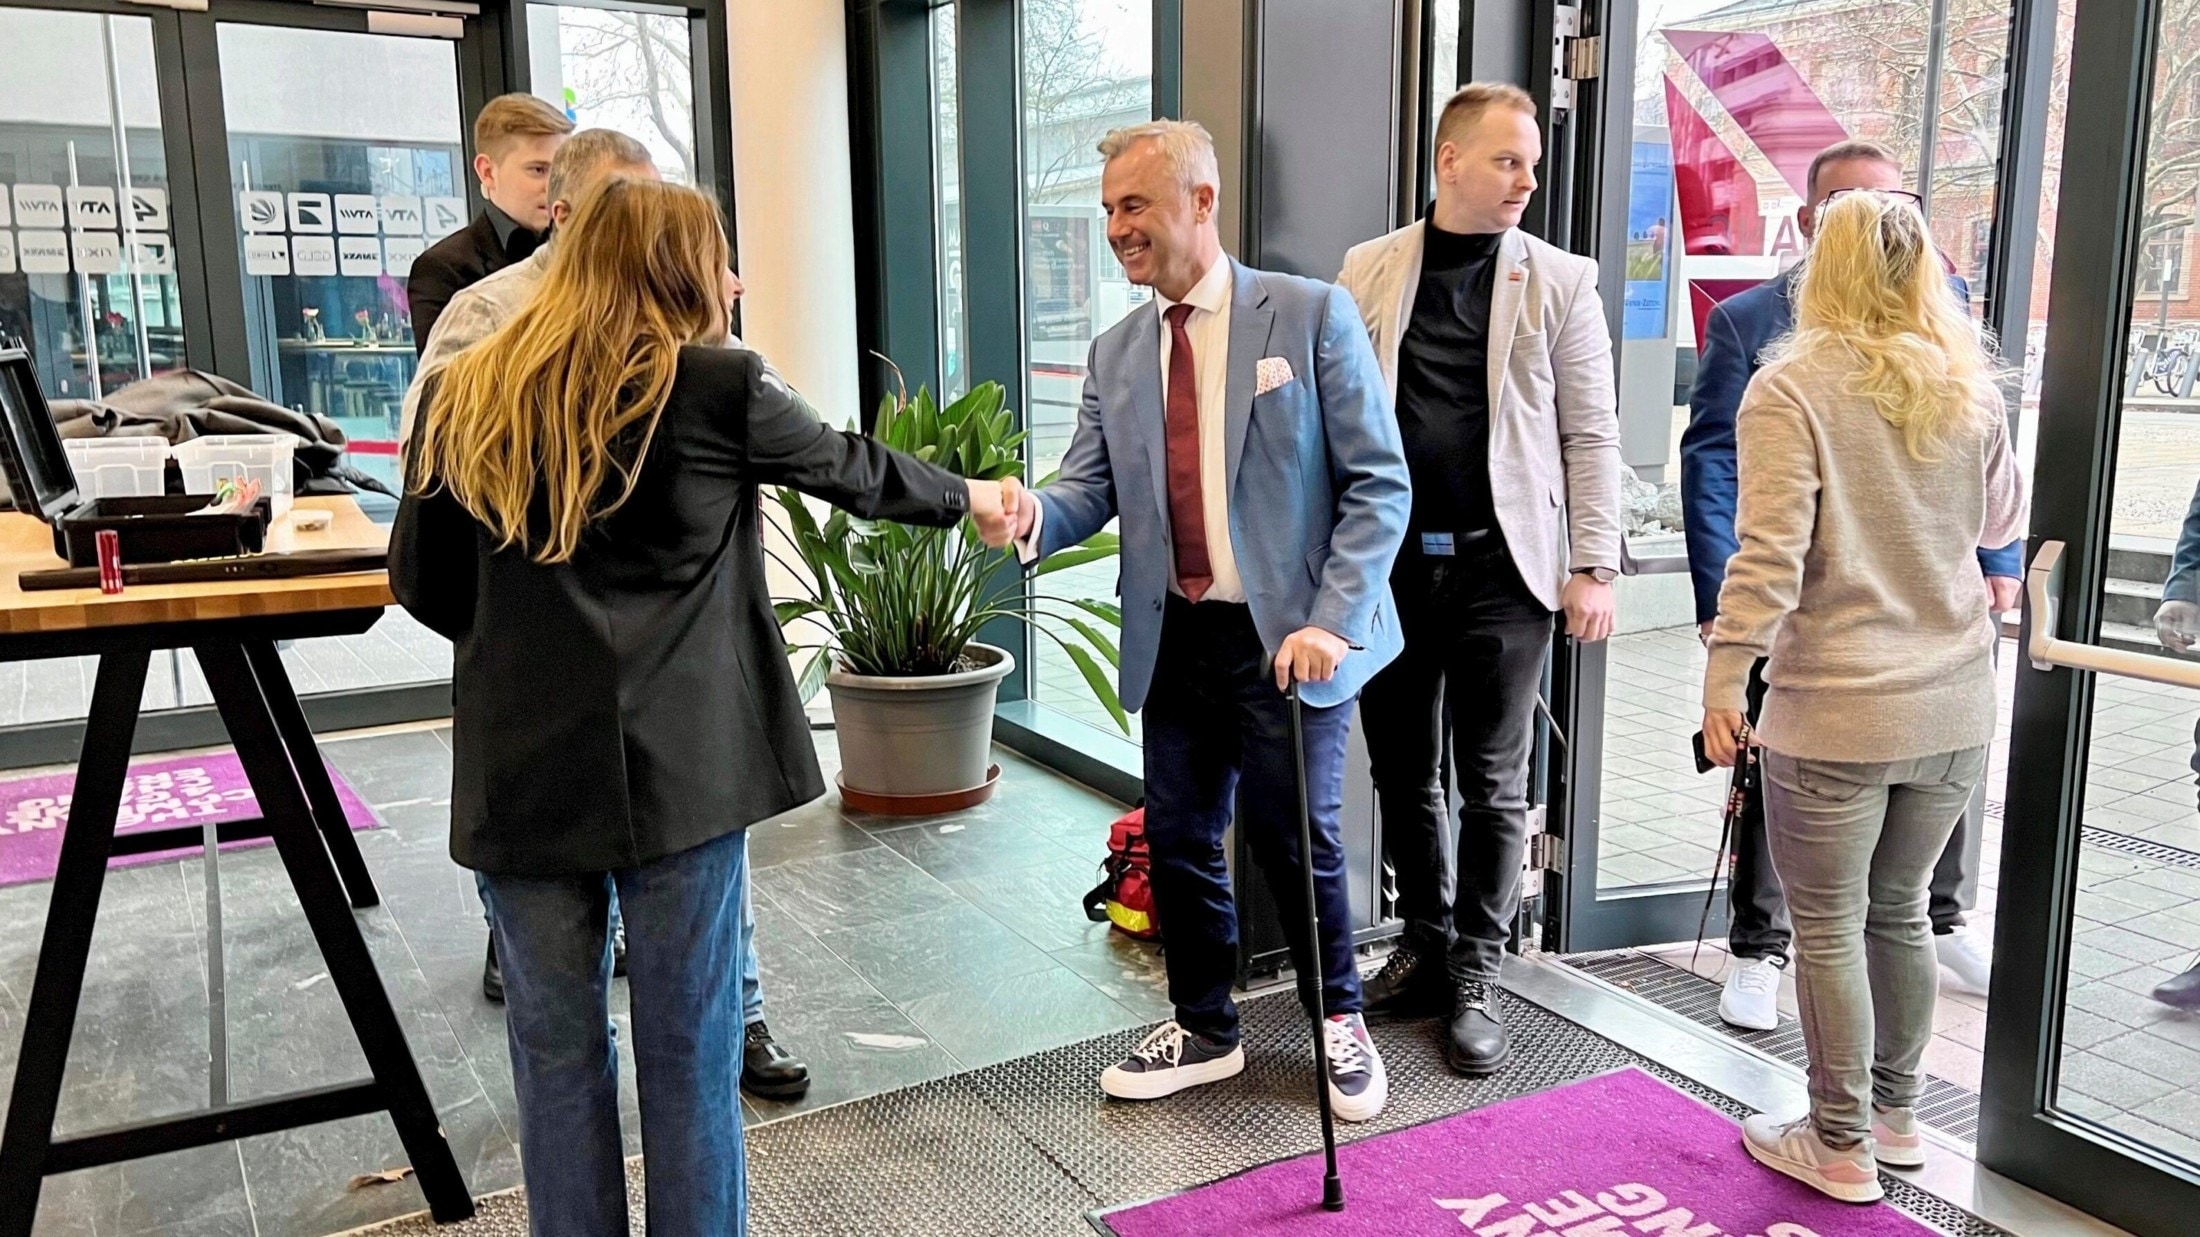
[1805,138,1900,202]
[1096,119,1221,196]
[548,128,654,210]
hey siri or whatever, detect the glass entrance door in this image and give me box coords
[0,4,186,402]
[1981,1,2200,1230]
[1548,0,2031,953]
[210,6,473,497]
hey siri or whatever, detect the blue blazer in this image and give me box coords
[1679,267,2022,623]
[1032,260,1412,713]
[2169,478,2200,606]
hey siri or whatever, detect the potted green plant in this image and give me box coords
[770,375,1126,814]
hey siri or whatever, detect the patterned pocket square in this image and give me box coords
[1255,356,1296,396]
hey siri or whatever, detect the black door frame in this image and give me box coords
[1979,1,2200,1231]
[175,0,503,389]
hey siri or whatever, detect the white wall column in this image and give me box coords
[726,0,861,427]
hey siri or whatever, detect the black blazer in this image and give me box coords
[406,212,536,355]
[391,346,971,875]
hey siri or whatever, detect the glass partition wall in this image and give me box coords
[0,0,729,765]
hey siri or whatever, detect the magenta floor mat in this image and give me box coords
[1094,1067,1945,1236]
[0,751,379,888]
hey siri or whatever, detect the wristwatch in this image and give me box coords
[1573,566,1618,585]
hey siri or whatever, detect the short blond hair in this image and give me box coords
[474,93,574,161]
[1097,119,1221,196]
[1434,82,1536,152]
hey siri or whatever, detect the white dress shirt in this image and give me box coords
[1020,257,1244,604]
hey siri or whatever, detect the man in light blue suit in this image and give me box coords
[1006,119,1411,1122]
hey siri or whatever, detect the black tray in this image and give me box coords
[50,494,273,568]
[0,349,276,569]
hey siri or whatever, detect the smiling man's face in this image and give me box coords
[1101,138,1219,301]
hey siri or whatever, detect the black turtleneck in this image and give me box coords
[1397,219,1505,538]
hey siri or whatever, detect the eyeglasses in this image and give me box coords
[1820,187,1925,211]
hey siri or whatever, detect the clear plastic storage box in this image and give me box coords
[173,434,297,518]
[61,438,170,499]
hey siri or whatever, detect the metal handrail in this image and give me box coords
[2027,540,2200,689]
[1620,534,1690,576]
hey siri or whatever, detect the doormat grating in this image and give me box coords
[342,987,2009,1236]
[1560,949,1982,1142]
[2081,825,2200,870]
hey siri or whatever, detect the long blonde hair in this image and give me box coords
[1767,190,2002,461]
[412,177,729,562]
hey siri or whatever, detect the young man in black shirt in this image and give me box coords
[1337,82,1623,1076]
[406,93,572,352]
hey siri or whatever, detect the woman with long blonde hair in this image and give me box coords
[393,177,1011,1236]
[1699,189,2026,1204]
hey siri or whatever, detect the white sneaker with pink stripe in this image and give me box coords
[1741,1113,1883,1204]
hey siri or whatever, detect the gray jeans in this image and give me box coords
[1762,745,1989,1146]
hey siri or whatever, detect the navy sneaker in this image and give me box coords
[1100,1021,1246,1101]
[1323,1012,1388,1122]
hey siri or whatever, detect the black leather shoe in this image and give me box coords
[482,937,504,1004]
[612,922,629,979]
[2153,963,2200,1011]
[1446,981,1510,1076]
[1362,943,1452,1018]
[741,1021,812,1100]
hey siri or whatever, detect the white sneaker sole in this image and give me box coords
[1100,1045,1246,1101]
[1873,1136,1926,1169]
[1742,1132,1884,1204]
[1328,1048,1388,1123]
[1719,989,1780,1032]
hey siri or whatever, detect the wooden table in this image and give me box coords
[0,496,473,1231]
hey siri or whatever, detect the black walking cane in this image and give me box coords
[1287,679,1346,1213]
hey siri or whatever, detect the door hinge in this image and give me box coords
[1566,34,1604,81]
[1550,6,1603,113]
[1528,832,1563,872]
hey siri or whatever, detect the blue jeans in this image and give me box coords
[1141,596,1362,1043]
[482,829,750,1237]
[484,836,765,1025]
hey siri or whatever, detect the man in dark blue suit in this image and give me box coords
[2150,478,2200,1009]
[1680,139,2022,1030]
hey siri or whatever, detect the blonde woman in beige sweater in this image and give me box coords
[1699,190,2027,1204]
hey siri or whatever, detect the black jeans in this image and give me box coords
[1361,543,1553,985]
[1141,595,1362,1044]
[1726,659,1793,961]
[1728,658,1978,959]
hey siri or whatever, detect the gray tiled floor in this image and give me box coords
[0,725,1157,1236]
[1604,623,2200,1166]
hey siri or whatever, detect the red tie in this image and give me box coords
[1162,303,1212,602]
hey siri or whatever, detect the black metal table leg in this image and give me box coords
[242,641,380,909]
[196,643,473,1222]
[0,650,152,1236]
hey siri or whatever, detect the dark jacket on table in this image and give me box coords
[391,345,971,875]
[406,210,538,355]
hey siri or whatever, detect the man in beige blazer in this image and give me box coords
[1335,81,1621,1077]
